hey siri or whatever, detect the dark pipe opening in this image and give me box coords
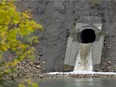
[79,29,96,43]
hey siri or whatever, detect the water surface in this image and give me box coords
[39,78,116,87]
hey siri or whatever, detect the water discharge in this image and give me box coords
[73,43,93,72]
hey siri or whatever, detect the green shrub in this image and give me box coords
[0,0,43,86]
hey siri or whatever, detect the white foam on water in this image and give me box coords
[47,72,116,75]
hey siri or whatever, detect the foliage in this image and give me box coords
[0,0,43,86]
[18,79,38,87]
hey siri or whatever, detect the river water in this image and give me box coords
[39,78,116,87]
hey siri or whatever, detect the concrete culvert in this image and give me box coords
[79,29,96,43]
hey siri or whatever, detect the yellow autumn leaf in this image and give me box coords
[0,55,2,59]
[22,12,31,18]
[1,45,7,51]
[37,24,43,31]
[18,84,25,87]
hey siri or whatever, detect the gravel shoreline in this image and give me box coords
[34,73,116,79]
[13,72,116,79]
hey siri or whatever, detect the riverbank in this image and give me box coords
[38,72,116,79]
[11,72,116,79]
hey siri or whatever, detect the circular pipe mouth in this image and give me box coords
[79,29,96,43]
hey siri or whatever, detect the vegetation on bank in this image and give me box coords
[0,0,43,86]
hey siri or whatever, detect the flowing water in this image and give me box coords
[74,43,93,72]
[39,78,116,87]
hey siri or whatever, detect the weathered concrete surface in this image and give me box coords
[64,36,79,66]
[15,0,116,72]
[92,35,104,65]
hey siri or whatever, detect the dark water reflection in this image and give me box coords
[39,78,116,87]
